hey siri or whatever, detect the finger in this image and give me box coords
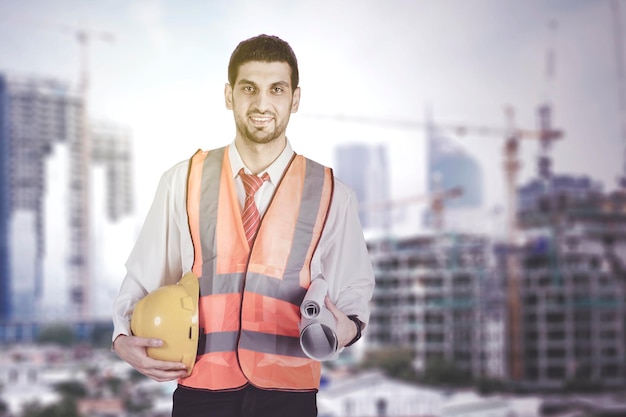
[151,358,188,371]
[137,359,188,381]
[139,363,188,381]
[148,360,189,380]
[150,368,189,382]
[131,336,164,348]
[324,295,337,312]
[324,296,344,320]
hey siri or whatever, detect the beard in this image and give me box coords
[234,111,290,145]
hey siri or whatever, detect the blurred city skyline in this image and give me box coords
[1,1,623,208]
[1,0,624,318]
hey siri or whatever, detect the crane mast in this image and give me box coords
[66,27,114,319]
[611,0,626,189]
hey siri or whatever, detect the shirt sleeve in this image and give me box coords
[313,178,375,327]
[111,162,190,342]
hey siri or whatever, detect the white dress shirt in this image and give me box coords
[112,140,375,342]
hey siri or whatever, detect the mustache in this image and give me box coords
[247,111,275,118]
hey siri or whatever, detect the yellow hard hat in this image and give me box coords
[131,272,199,376]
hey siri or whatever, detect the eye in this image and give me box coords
[242,85,255,94]
[272,86,285,94]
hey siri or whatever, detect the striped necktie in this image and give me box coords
[239,168,270,247]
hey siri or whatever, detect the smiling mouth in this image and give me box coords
[249,114,274,126]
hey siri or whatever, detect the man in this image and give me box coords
[112,34,374,417]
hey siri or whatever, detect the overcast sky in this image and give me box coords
[1,0,624,315]
[2,0,623,208]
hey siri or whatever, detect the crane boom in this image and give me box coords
[302,113,562,141]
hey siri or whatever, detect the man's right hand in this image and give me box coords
[113,334,189,382]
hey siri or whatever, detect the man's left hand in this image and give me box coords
[325,296,358,348]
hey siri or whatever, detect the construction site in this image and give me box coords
[0,1,623,407]
[0,26,132,339]
[336,2,626,392]
[363,102,626,391]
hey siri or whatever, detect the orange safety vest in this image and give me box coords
[181,146,334,391]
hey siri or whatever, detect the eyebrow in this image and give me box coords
[271,81,290,88]
[237,79,290,89]
[237,79,257,87]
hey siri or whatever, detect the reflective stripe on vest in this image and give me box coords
[181,146,334,391]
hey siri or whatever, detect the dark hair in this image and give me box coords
[228,34,299,88]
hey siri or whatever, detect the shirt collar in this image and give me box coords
[228,139,295,184]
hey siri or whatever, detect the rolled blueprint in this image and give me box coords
[300,278,338,361]
[300,278,328,318]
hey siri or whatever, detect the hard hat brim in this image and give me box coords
[178,272,200,375]
[130,272,200,377]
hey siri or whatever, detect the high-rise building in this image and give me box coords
[367,173,626,389]
[366,233,505,380]
[91,121,133,222]
[335,143,391,232]
[426,121,483,209]
[0,77,10,321]
[502,175,626,388]
[0,74,82,322]
[0,73,133,329]
[424,115,486,233]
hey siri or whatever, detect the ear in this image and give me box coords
[291,86,301,113]
[224,83,233,110]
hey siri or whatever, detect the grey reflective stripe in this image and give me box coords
[244,272,307,306]
[239,330,308,358]
[282,159,327,281]
[197,331,239,354]
[200,147,225,280]
[199,272,245,297]
[194,151,332,360]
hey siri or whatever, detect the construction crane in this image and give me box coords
[13,17,119,320]
[358,185,463,233]
[303,107,563,381]
[306,110,563,234]
[62,25,115,319]
[611,0,626,189]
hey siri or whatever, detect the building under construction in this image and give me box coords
[91,121,133,224]
[366,172,626,389]
[506,174,626,389]
[0,74,82,323]
[0,73,132,339]
[366,232,506,381]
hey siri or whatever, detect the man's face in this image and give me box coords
[225,61,300,145]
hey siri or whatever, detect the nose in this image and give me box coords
[253,90,271,113]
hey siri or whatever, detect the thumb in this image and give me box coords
[324,296,340,317]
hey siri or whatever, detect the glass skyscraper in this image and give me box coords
[335,143,391,232]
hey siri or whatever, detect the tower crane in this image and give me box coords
[611,0,626,189]
[60,25,115,319]
[303,108,563,381]
[9,17,115,320]
[306,110,563,239]
[359,185,463,233]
